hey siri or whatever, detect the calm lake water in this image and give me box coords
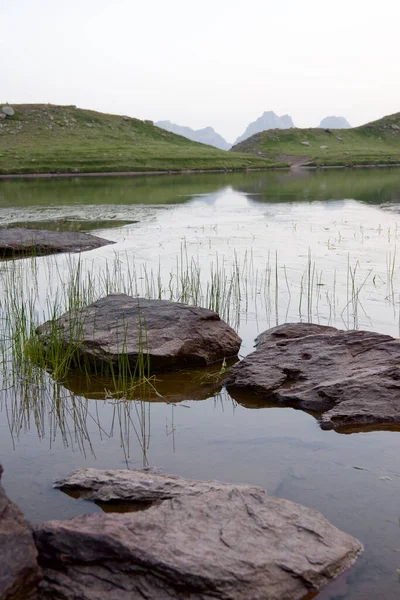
[1,169,400,599]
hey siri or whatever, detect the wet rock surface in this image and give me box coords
[0,466,41,600]
[0,227,114,258]
[37,294,242,372]
[225,322,400,430]
[32,468,362,600]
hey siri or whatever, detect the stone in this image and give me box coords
[36,294,242,372]
[301,141,310,146]
[0,228,114,258]
[0,113,6,121]
[33,468,362,600]
[0,465,41,599]
[1,106,14,117]
[225,322,400,431]
[320,145,328,149]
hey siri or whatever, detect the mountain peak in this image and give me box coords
[234,111,295,145]
[155,120,231,150]
[319,116,351,129]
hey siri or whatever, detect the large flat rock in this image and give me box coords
[37,294,242,372]
[0,227,114,257]
[33,468,362,600]
[0,466,41,600]
[225,322,400,430]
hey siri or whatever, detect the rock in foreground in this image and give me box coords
[33,468,362,600]
[0,465,41,600]
[0,227,114,258]
[225,322,400,430]
[37,294,242,372]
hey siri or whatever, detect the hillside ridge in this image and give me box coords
[231,112,400,167]
[0,104,276,175]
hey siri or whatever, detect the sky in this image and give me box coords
[1,0,400,142]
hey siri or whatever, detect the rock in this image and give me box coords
[123,116,130,121]
[301,141,310,146]
[0,114,6,121]
[225,322,400,430]
[336,136,343,142]
[320,145,328,149]
[1,106,14,117]
[0,465,41,599]
[36,294,242,372]
[33,468,362,600]
[0,228,114,258]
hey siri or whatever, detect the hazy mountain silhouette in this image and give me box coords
[234,111,294,145]
[155,120,231,150]
[319,116,351,129]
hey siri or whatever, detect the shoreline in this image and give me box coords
[0,166,284,180]
[1,162,400,180]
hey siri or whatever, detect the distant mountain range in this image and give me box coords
[319,116,351,129]
[234,111,295,145]
[155,120,231,150]
[156,113,352,151]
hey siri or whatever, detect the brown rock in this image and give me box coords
[225,322,400,430]
[36,294,242,372]
[0,228,114,258]
[33,468,362,600]
[0,465,41,600]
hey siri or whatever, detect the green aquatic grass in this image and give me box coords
[1,242,397,398]
[1,243,400,461]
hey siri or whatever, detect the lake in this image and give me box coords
[1,168,400,599]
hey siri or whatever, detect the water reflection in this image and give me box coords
[2,169,400,599]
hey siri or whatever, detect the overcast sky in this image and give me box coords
[2,0,399,142]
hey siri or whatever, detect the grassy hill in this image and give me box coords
[231,113,400,167]
[0,104,277,175]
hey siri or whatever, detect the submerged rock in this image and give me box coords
[37,294,242,372]
[0,227,114,258]
[225,322,400,430]
[32,468,362,600]
[0,465,41,600]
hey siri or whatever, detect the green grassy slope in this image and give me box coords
[231,113,400,167]
[0,104,278,175]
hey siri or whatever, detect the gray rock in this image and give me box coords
[1,106,14,117]
[33,468,362,600]
[0,465,41,599]
[301,141,310,146]
[0,228,114,258]
[320,145,329,149]
[36,294,242,372]
[0,113,6,121]
[225,322,400,430]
